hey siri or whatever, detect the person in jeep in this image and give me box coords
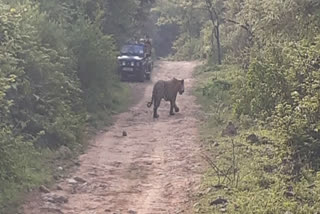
[145,35,152,57]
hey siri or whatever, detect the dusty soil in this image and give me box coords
[23,61,204,214]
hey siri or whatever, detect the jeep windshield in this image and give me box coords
[120,44,144,57]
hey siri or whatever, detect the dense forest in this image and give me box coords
[1,0,320,213]
[0,0,155,211]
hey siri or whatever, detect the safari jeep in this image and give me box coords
[117,42,153,82]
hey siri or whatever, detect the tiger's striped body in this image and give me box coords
[147,78,185,118]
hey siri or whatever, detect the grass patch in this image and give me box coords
[193,64,320,214]
[0,147,53,213]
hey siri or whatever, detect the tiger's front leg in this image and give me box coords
[170,100,175,115]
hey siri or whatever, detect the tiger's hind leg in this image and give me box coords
[170,100,175,116]
[153,98,161,118]
[174,103,180,112]
[173,97,179,112]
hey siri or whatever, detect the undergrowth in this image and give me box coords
[0,1,135,212]
[194,64,320,214]
[0,84,132,214]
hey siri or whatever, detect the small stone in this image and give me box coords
[67,178,77,184]
[210,197,228,206]
[220,208,227,213]
[89,172,98,177]
[74,176,86,183]
[57,166,63,171]
[122,131,127,136]
[43,193,68,204]
[53,175,61,180]
[99,184,107,188]
[71,186,77,194]
[39,185,50,193]
[246,134,259,144]
[212,184,225,189]
[40,207,63,214]
[56,185,63,190]
[72,160,81,166]
[128,210,137,214]
[145,161,152,165]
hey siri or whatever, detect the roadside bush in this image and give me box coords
[234,37,320,170]
[69,18,118,113]
[195,64,320,214]
[0,0,132,211]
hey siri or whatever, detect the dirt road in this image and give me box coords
[23,61,203,214]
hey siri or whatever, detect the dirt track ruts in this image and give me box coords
[23,61,204,214]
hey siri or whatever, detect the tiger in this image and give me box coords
[147,78,185,118]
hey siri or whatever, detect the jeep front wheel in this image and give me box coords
[120,71,126,81]
[137,69,145,82]
[146,73,151,80]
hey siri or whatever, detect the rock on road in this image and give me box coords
[23,61,204,214]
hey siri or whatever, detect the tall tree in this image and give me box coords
[204,0,223,64]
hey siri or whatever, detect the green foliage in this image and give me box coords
[0,0,146,211]
[1,3,84,149]
[234,56,288,119]
[180,0,320,173]
[194,64,244,134]
[172,33,202,60]
[195,64,320,213]
[0,128,50,209]
[151,0,206,59]
[157,0,320,212]
[69,17,117,112]
[234,37,320,169]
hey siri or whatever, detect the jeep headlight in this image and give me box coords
[131,61,135,66]
[122,61,126,66]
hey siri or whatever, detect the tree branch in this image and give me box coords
[224,18,253,37]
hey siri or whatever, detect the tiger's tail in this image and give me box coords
[147,93,154,108]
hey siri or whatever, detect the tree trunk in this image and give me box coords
[211,28,215,59]
[215,25,222,65]
[204,0,222,65]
